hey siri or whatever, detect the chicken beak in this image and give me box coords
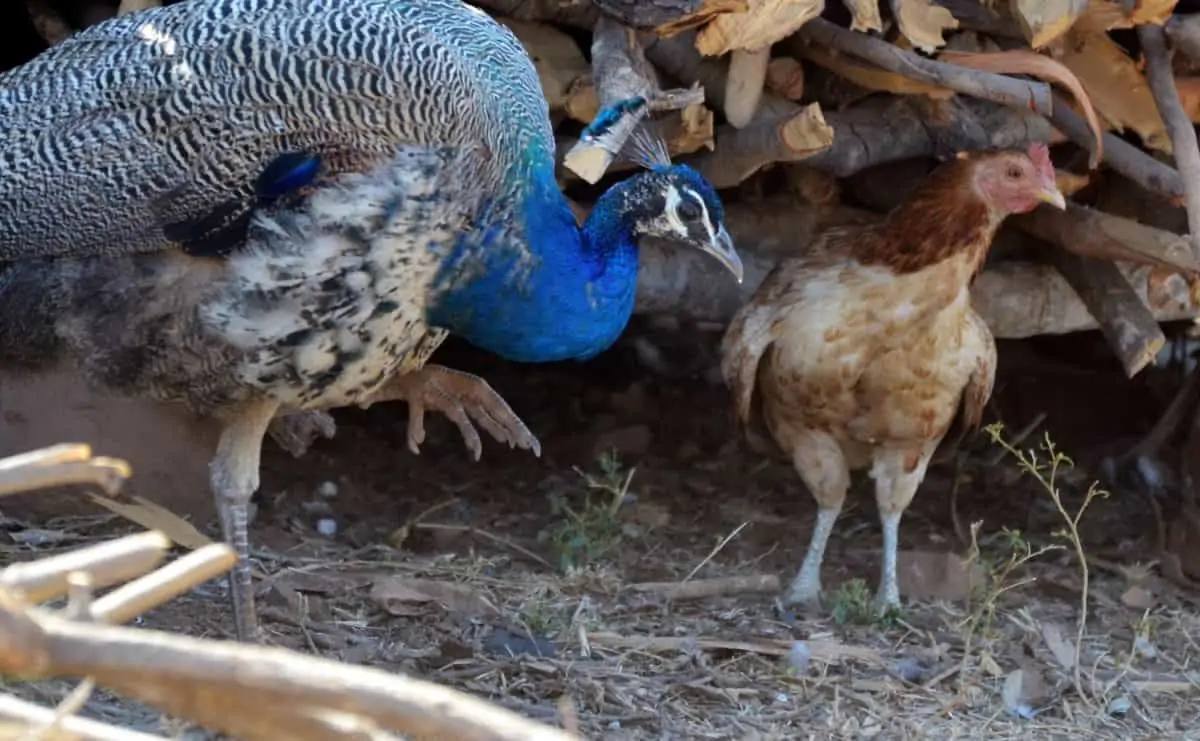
[1038,183,1067,210]
[707,225,744,284]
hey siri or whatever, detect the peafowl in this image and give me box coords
[0,0,742,642]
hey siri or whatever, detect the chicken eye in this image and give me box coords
[678,199,703,221]
[1006,165,1023,179]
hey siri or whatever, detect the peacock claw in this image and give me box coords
[363,365,541,461]
[267,410,337,458]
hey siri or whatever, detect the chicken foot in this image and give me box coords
[210,398,281,643]
[358,364,542,460]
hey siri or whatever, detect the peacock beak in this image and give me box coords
[708,225,743,284]
[1038,183,1067,210]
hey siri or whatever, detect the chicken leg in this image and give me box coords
[359,364,542,460]
[210,398,281,643]
[869,444,937,612]
[783,429,850,608]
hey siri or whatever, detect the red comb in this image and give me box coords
[1027,142,1054,178]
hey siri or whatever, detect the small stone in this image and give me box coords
[316,518,338,537]
[786,641,811,674]
[317,480,339,499]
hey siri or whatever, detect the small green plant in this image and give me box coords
[540,449,635,572]
[828,578,875,626]
[955,424,1106,705]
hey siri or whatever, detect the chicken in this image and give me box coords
[720,144,1066,612]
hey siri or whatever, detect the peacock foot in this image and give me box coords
[362,364,542,461]
[267,410,337,458]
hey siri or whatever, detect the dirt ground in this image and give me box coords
[3,324,1200,740]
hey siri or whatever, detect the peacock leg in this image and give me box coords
[267,409,337,458]
[210,398,280,642]
[360,365,541,461]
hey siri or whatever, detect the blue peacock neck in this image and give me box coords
[427,165,642,364]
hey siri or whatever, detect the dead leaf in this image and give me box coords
[1002,669,1039,718]
[656,0,750,38]
[369,577,499,619]
[1040,622,1077,670]
[1056,28,1170,153]
[896,550,983,601]
[1121,584,1157,609]
[840,0,882,32]
[979,651,1005,677]
[1011,0,1088,48]
[937,49,1105,167]
[889,0,959,54]
[86,491,212,550]
[696,0,825,57]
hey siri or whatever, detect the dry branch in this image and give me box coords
[0,531,170,605]
[0,693,166,741]
[1049,251,1167,377]
[794,18,1055,115]
[1015,203,1199,274]
[0,602,577,741]
[0,444,129,498]
[593,0,747,32]
[1048,94,1184,199]
[1139,21,1200,259]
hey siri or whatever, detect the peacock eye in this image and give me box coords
[1006,165,1022,179]
[678,199,703,221]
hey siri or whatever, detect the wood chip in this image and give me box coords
[696,0,825,56]
[889,0,959,53]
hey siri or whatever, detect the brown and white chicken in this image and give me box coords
[720,144,1065,612]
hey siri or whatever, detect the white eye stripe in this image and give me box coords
[681,186,717,247]
[663,184,688,235]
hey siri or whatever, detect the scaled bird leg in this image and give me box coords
[869,443,937,613]
[783,430,850,608]
[267,410,337,458]
[361,365,541,460]
[210,398,281,642]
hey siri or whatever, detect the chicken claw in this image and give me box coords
[267,410,337,457]
[362,365,541,460]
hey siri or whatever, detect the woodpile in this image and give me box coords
[0,443,578,741]
[18,0,1200,378]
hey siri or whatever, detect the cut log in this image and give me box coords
[1015,203,1200,274]
[890,0,960,53]
[840,0,883,32]
[1009,0,1088,48]
[725,46,772,128]
[695,0,825,57]
[1050,250,1166,377]
[696,103,833,185]
[117,0,160,13]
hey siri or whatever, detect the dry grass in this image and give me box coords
[0,339,1197,739]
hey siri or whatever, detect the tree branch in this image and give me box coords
[1139,22,1200,258]
[795,18,1054,115]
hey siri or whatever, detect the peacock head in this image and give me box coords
[618,163,743,284]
